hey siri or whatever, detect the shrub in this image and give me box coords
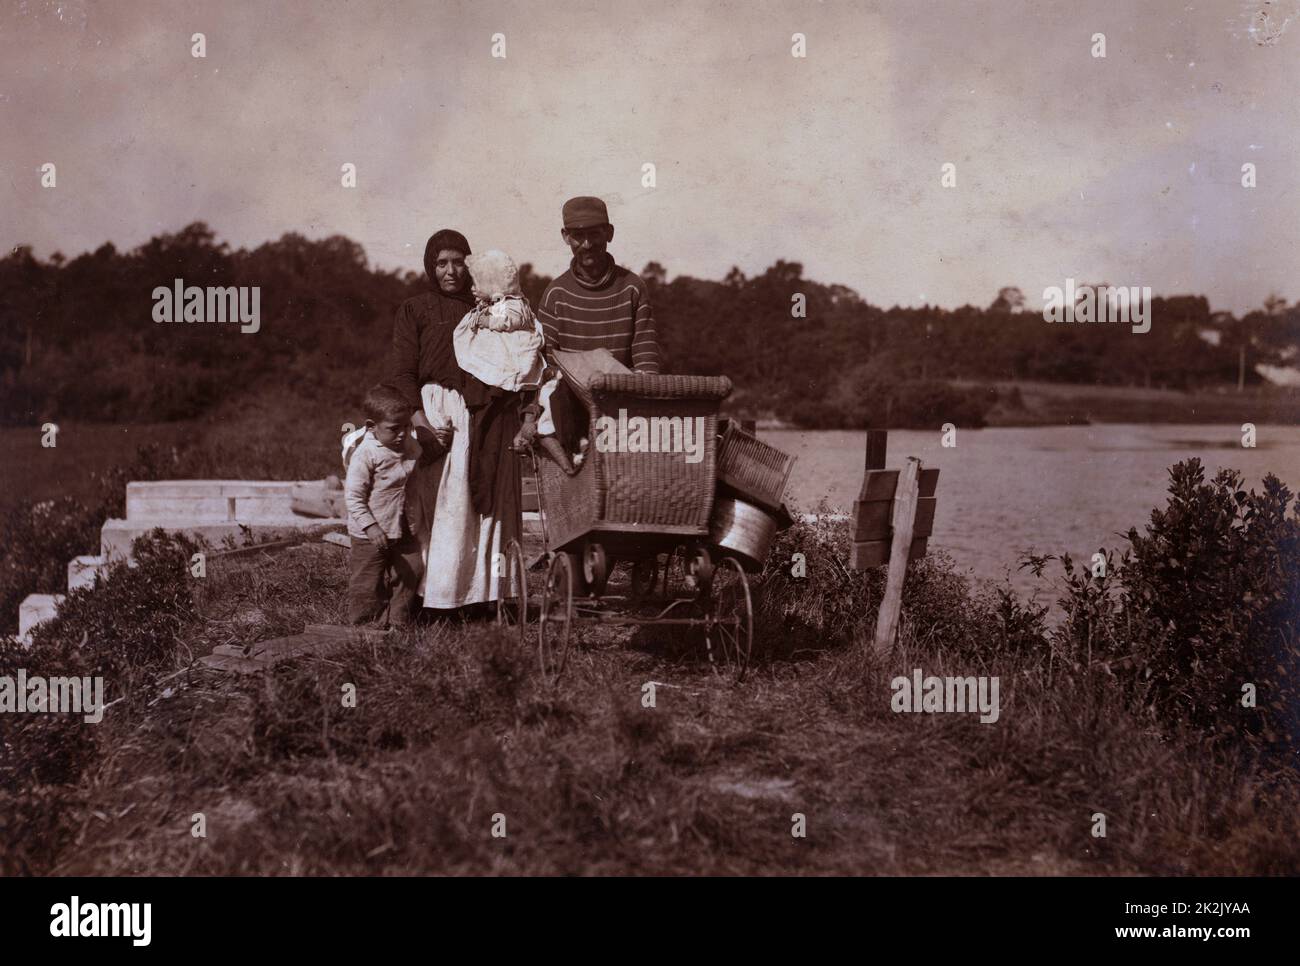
[1039,459,1300,748]
[753,509,1043,662]
[0,497,102,629]
[26,530,202,689]
[0,442,196,629]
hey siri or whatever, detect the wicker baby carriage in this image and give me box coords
[498,366,756,683]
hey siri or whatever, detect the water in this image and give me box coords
[764,424,1300,601]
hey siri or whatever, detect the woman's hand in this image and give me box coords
[411,410,452,458]
[511,423,537,453]
[410,410,435,435]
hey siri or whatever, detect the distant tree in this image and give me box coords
[989,286,1025,313]
[518,263,552,307]
[641,261,668,287]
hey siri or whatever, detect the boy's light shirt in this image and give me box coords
[344,430,420,540]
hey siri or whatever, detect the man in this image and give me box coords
[537,196,662,374]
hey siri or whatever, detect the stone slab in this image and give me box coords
[18,593,65,645]
[126,480,303,523]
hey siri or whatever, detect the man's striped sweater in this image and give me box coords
[537,260,662,373]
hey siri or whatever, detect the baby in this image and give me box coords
[453,249,585,474]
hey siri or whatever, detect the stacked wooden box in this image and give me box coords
[849,467,939,569]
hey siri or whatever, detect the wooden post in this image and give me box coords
[872,457,921,654]
[865,429,887,473]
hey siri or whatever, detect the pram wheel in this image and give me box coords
[539,551,574,683]
[707,556,753,682]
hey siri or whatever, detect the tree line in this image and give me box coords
[2,223,1295,427]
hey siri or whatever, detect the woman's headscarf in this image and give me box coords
[424,229,472,292]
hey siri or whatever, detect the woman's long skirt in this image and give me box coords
[411,383,522,609]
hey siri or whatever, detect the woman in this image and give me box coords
[389,229,525,612]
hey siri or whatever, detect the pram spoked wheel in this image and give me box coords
[706,556,753,682]
[539,551,574,682]
[495,538,529,646]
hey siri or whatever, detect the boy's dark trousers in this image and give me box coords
[347,530,424,626]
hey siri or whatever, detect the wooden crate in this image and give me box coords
[849,467,940,569]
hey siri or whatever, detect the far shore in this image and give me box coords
[742,380,1300,431]
[5,380,1298,512]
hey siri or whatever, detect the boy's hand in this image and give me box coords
[364,524,389,550]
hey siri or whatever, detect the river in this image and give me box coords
[763,424,1300,601]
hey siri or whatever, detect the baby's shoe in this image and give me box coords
[572,437,590,470]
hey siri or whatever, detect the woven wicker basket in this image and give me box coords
[716,422,795,512]
[535,372,733,553]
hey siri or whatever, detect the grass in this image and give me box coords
[0,422,194,513]
[7,522,1297,877]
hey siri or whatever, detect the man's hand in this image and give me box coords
[364,523,389,550]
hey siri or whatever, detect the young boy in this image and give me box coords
[344,384,428,627]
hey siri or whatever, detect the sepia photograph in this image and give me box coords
[1,0,1296,933]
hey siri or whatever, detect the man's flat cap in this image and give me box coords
[562,196,610,230]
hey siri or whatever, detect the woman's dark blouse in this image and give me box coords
[388,289,475,413]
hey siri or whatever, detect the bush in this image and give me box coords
[0,497,102,629]
[0,442,202,629]
[0,528,201,874]
[1037,459,1300,748]
[753,509,1044,662]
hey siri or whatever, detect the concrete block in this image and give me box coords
[67,555,110,592]
[126,480,299,522]
[18,593,65,646]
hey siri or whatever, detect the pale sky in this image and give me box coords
[3,0,1299,314]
